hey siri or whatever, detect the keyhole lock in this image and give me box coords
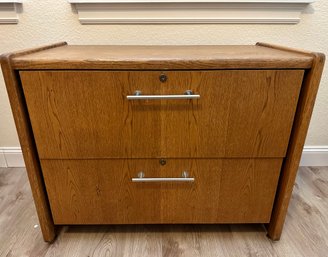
[159,159,167,166]
[159,74,167,83]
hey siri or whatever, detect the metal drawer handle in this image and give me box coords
[127,90,200,100]
[132,171,195,182]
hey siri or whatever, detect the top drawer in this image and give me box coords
[20,70,303,159]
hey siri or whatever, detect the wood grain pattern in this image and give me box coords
[20,70,303,159]
[1,42,325,243]
[1,42,67,59]
[2,166,328,257]
[259,43,326,240]
[0,43,67,242]
[12,45,313,70]
[20,71,161,159]
[160,70,303,158]
[40,159,282,225]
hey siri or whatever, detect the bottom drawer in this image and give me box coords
[41,159,282,224]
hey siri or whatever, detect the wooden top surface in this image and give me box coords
[10,44,313,70]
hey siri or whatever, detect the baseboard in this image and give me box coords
[0,147,25,168]
[299,146,328,167]
[0,146,327,168]
[0,149,6,167]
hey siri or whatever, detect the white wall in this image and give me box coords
[0,0,327,148]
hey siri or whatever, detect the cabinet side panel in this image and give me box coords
[267,53,325,240]
[0,57,56,242]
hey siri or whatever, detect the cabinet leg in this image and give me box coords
[41,224,57,243]
[265,220,283,241]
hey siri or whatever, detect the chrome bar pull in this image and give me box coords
[127,90,200,100]
[132,171,195,182]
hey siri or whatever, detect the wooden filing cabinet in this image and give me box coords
[1,42,325,242]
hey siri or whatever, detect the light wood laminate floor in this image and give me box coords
[0,166,327,257]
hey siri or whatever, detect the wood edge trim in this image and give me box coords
[256,42,325,65]
[0,41,67,63]
[0,56,57,242]
[256,42,311,56]
[8,43,314,70]
[267,52,325,240]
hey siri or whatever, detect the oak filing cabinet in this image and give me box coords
[0,42,325,242]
